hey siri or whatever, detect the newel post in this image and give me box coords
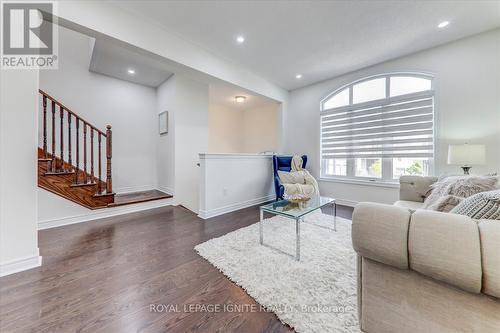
[105,125,113,194]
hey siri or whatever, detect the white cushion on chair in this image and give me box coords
[278,170,306,184]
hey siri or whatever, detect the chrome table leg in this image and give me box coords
[296,217,301,261]
[259,209,264,245]
[334,202,337,232]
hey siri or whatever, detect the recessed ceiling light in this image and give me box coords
[295,74,302,79]
[235,96,246,103]
[438,21,449,28]
[127,69,135,74]
[236,36,245,43]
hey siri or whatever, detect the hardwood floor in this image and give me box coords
[0,204,353,333]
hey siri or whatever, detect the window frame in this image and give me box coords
[319,73,435,185]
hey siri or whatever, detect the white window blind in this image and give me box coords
[321,91,434,160]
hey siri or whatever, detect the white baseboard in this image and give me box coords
[38,198,174,230]
[198,194,275,219]
[335,199,359,207]
[157,185,174,196]
[0,251,42,277]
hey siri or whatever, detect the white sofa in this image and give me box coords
[352,176,500,333]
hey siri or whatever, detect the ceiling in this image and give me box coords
[111,0,500,90]
[87,33,277,108]
[88,35,277,109]
[89,39,173,87]
[209,82,278,110]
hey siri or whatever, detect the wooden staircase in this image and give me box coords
[38,89,115,209]
[38,90,173,209]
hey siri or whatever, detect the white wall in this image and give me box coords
[208,104,244,153]
[156,76,176,194]
[156,74,210,213]
[174,76,209,212]
[242,104,280,153]
[39,26,158,194]
[285,29,500,206]
[199,153,274,219]
[208,103,280,153]
[0,70,41,276]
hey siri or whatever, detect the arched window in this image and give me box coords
[320,73,434,182]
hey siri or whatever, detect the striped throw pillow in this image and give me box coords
[451,189,500,220]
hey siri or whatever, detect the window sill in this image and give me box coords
[319,177,400,189]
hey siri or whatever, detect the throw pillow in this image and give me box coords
[425,195,464,213]
[451,189,500,220]
[277,170,306,184]
[422,175,498,211]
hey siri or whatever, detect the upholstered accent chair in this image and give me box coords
[272,155,307,200]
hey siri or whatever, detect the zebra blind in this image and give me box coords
[321,91,434,159]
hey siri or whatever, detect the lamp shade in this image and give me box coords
[447,144,486,166]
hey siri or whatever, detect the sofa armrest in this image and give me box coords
[478,220,500,298]
[399,175,438,202]
[352,202,412,269]
[409,210,482,294]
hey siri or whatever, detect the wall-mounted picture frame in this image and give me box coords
[159,111,168,135]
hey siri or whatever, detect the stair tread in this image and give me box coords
[108,190,172,207]
[94,192,116,198]
[70,182,98,188]
[45,170,75,176]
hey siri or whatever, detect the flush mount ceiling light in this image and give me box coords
[295,74,302,79]
[438,21,449,28]
[236,36,245,43]
[127,69,135,74]
[235,96,246,103]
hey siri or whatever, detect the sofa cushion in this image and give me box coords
[408,210,482,294]
[394,200,424,211]
[352,203,411,269]
[478,220,500,299]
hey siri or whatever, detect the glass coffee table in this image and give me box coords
[259,196,336,261]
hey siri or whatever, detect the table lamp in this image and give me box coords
[447,144,485,175]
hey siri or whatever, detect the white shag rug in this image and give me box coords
[195,212,360,333]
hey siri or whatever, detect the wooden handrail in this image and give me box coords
[38,89,106,136]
